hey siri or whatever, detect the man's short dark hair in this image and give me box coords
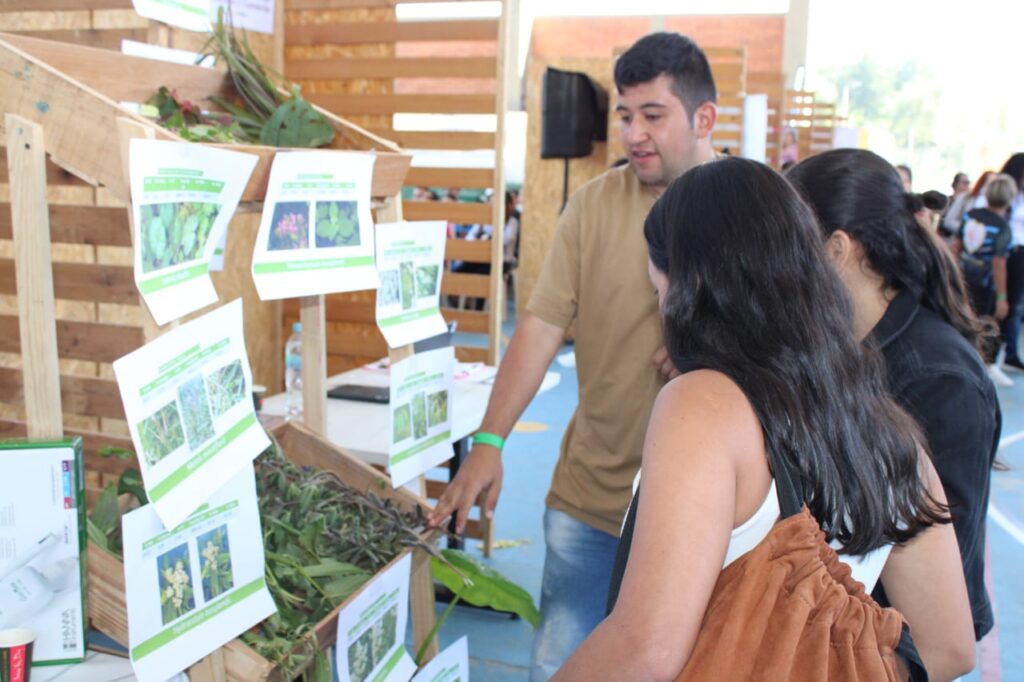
[614,32,717,120]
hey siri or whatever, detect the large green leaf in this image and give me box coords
[259,96,335,148]
[431,549,541,627]
[118,469,148,506]
[90,484,120,536]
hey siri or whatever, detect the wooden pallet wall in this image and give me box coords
[748,70,785,167]
[284,0,509,373]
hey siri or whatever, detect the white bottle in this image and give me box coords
[285,322,303,420]
[0,557,78,628]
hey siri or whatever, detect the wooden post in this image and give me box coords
[410,549,440,664]
[300,295,327,436]
[6,114,62,440]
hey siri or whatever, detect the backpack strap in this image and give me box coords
[896,626,930,681]
[764,444,804,519]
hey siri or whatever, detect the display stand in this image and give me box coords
[1,32,444,678]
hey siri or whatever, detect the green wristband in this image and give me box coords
[473,431,505,450]
[997,293,1008,302]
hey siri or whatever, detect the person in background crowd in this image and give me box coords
[780,127,798,165]
[952,174,1017,386]
[558,156,974,681]
[788,149,1001,650]
[941,172,973,238]
[996,153,1024,373]
[897,163,914,192]
[428,32,719,680]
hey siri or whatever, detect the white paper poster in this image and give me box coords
[389,347,455,488]
[375,221,448,349]
[121,40,215,68]
[113,300,271,529]
[209,0,275,34]
[411,637,469,682]
[132,0,211,33]
[129,139,257,325]
[336,553,416,682]
[252,151,378,300]
[123,467,276,682]
[210,228,227,272]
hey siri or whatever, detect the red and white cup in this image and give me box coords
[0,629,35,682]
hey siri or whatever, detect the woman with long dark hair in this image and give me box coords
[554,157,974,681]
[787,149,1001,647]
[997,153,1024,372]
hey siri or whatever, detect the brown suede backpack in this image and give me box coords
[611,445,929,681]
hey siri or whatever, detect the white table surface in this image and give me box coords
[261,362,559,467]
[31,651,135,682]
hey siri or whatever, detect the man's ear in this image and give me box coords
[825,229,855,269]
[692,101,717,139]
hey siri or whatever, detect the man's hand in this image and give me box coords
[428,445,503,533]
[996,298,1009,320]
[652,345,680,380]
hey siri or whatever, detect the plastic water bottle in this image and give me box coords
[285,322,303,420]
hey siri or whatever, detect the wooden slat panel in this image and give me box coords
[323,321,388,358]
[445,238,491,263]
[285,296,491,334]
[17,28,146,51]
[440,271,489,298]
[0,0,133,9]
[0,205,130,246]
[405,167,493,189]
[442,307,488,334]
[371,129,495,151]
[289,0,485,7]
[0,368,125,420]
[455,345,487,364]
[0,259,136,304]
[404,201,491,224]
[0,150,90,186]
[309,93,494,115]
[287,19,498,46]
[711,63,744,81]
[287,56,496,80]
[0,315,143,363]
[0,418,135,475]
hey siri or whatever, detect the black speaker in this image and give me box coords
[541,67,609,159]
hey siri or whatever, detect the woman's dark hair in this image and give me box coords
[614,32,716,121]
[786,149,987,352]
[644,156,946,554]
[1000,153,1024,190]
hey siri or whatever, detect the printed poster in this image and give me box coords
[209,0,275,34]
[336,554,416,682]
[389,347,455,488]
[375,221,448,348]
[131,0,211,35]
[252,151,378,300]
[129,139,257,325]
[410,637,469,682]
[123,467,276,682]
[112,300,271,530]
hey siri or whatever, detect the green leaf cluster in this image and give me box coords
[177,376,216,450]
[140,202,219,274]
[314,201,360,248]
[415,265,440,298]
[427,390,447,427]
[137,401,186,466]
[207,360,247,418]
[400,262,415,310]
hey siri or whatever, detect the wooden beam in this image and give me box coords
[0,315,144,363]
[300,296,328,436]
[0,259,137,305]
[0,368,126,421]
[6,114,62,439]
[0,205,131,246]
[444,238,491,263]
[0,149,90,187]
[16,28,146,52]
[288,0,486,7]
[370,129,495,151]
[405,167,493,189]
[0,0,133,9]
[454,345,487,363]
[0,419,135,474]
[403,200,490,224]
[286,56,496,80]
[440,271,489,298]
[286,19,498,46]
[308,93,495,115]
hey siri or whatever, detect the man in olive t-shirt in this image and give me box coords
[428,32,719,680]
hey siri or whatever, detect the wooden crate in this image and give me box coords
[86,419,438,681]
[0,32,411,204]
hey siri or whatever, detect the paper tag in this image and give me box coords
[375,221,448,348]
[209,0,274,34]
[129,139,256,325]
[123,467,276,682]
[389,347,455,488]
[411,636,468,682]
[131,0,211,33]
[252,151,378,300]
[113,300,270,529]
[336,554,417,682]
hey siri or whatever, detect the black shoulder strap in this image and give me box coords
[764,443,804,519]
[606,492,639,616]
[896,626,930,681]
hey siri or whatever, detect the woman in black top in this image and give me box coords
[787,149,1001,642]
[557,157,974,681]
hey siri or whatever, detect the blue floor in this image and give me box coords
[420,309,1024,681]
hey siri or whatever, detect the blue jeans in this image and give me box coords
[529,507,619,681]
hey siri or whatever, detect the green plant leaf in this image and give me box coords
[117,469,148,506]
[90,484,121,536]
[322,573,368,600]
[99,445,135,460]
[431,549,541,627]
[329,202,338,224]
[302,559,366,579]
[147,217,167,258]
[86,518,109,550]
[258,97,335,148]
[316,219,338,240]
[181,213,200,256]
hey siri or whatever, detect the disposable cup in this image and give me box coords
[0,628,34,682]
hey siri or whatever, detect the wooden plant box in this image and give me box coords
[86,420,437,681]
[0,33,411,203]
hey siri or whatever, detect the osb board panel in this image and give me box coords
[520,57,611,318]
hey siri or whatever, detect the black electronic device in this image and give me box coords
[540,67,609,159]
[326,384,390,404]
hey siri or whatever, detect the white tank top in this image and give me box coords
[723,480,893,593]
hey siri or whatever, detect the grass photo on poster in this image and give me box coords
[267,201,310,250]
[138,401,186,466]
[178,376,216,450]
[198,524,234,601]
[411,392,427,440]
[140,201,220,273]
[399,262,415,310]
[314,200,360,248]
[157,543,196,625]
[415,265,440,298]
[207,359,247,418]
[427,390,448,427]
[347,605,398,682]
[378,270,400,307]
[393,403,412,443]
